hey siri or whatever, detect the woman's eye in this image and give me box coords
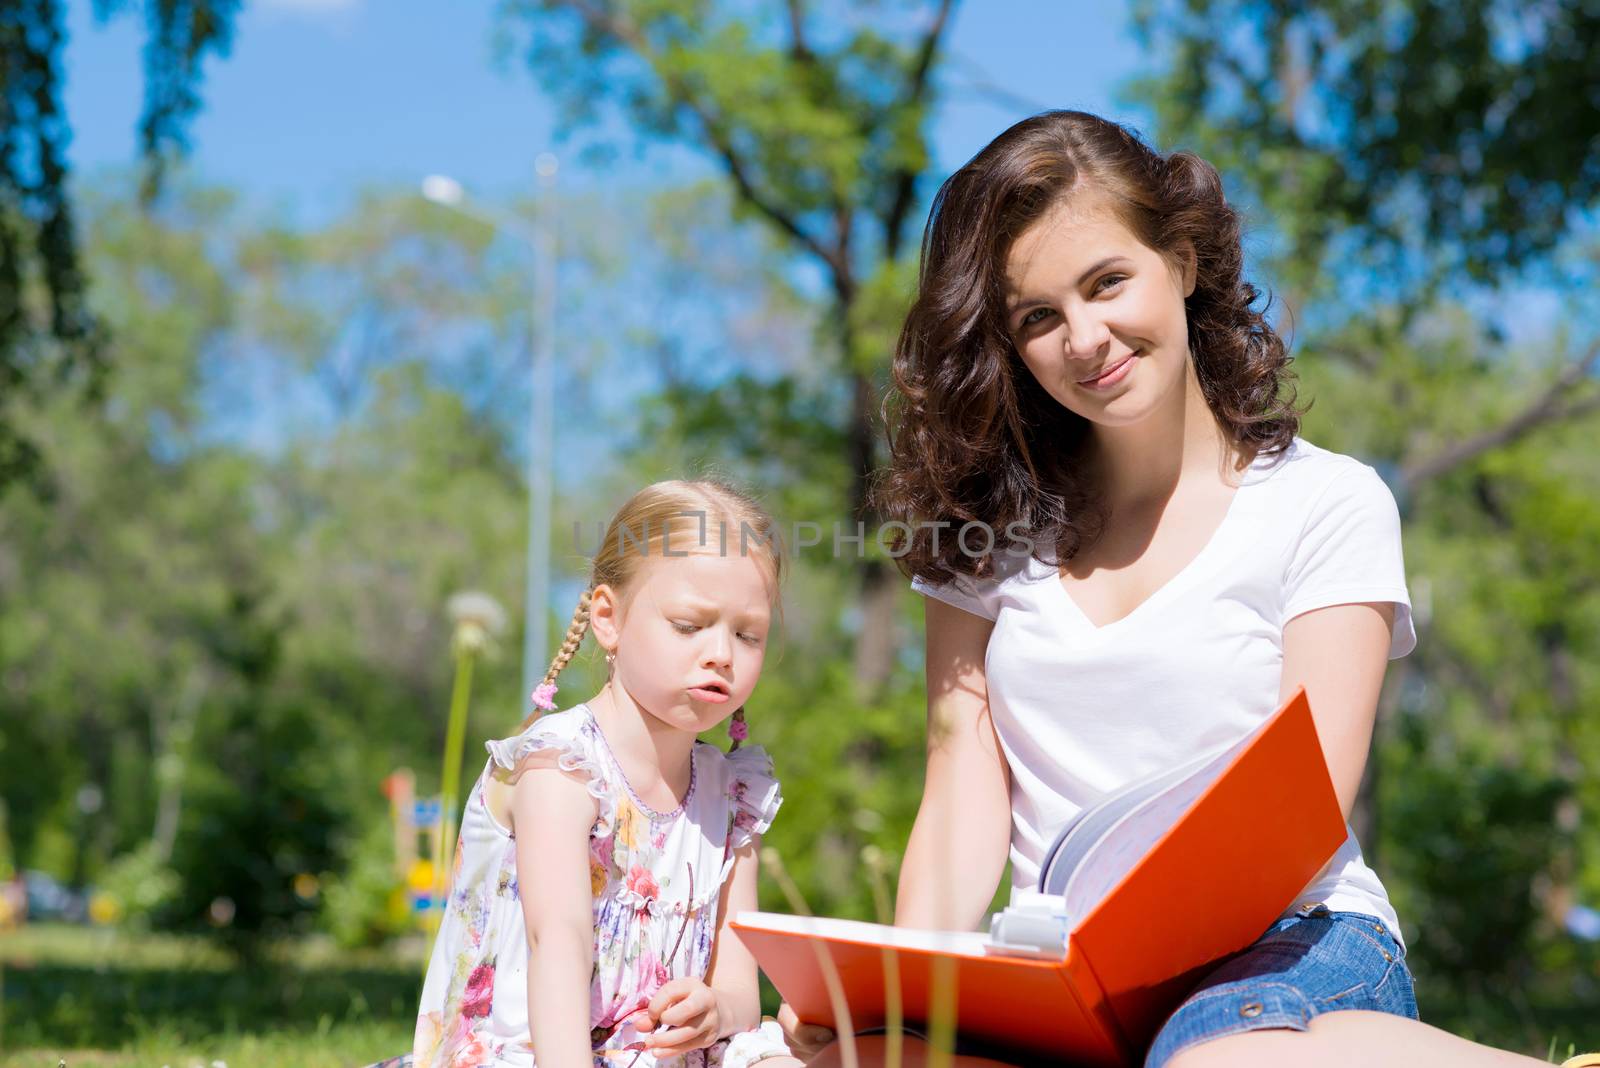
[738,633,764,647]
[1094,274,1127,295]
[1019,306,1054,327]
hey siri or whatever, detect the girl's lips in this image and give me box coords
[687,687,730,704]
[1077,354,1136,390]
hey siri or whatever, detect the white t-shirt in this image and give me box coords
[910,437,1415,946]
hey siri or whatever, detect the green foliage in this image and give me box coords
[321,818,413,951]
[1129,0,1600,293]
[0,0,240,492]
[0,179,537,945]
[1380,714,1569,981]
[95,841,182,931]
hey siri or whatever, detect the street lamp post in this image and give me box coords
[422,155,560,710]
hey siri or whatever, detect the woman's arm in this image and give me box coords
[1279,601,1396,821]
[512,763,602,1068]
[894,596,1013,931]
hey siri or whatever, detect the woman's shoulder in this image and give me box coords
[908,544,1038,620]
[1248,437,1398,508]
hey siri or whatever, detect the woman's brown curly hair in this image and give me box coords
[875,110,1301,588]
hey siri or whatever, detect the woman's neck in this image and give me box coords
[587,682,697,803]
[1086,361,1238,509]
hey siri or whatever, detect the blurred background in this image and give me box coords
[2,1,1598,1064]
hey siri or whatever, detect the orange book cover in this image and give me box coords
[730,687,1348,1065]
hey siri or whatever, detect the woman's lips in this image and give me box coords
[688,687,730,704]
[1077,354,1136,390]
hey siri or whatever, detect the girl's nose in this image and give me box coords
[702,627,733,667]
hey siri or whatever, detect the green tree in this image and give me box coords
[500,0,958,692]
[1130,0,1600,297]
[0,0,239,489]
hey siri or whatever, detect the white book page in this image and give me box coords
[1061,736,1249,921]
[734,911,992,958]
[1038,750,1212,895]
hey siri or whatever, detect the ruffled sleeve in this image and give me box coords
[715,1019,792,1068]
[724,744,783,851]
[483,707,616,836]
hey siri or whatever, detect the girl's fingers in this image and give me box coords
[657,992,712,1028]
[645,978,696,1020]
[776,1001,835,1058]
[644,1023,709,1052]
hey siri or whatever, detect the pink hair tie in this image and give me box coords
[728,718,749,742]
[531,682,559,711]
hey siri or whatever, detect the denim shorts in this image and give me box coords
[1143,903,1418,1068]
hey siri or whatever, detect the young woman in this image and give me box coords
[782,111,1581,1068]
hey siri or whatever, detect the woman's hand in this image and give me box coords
[776,1001,835,1061]
[640,977,724,1056]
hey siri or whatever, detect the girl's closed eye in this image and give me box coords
[673,621,764,646]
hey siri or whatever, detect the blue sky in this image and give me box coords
[63,1,1150,218]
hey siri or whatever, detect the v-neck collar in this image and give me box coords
[1033,447,1281,636]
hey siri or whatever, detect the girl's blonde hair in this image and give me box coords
[519,477,785,736]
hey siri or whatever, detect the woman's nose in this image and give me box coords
[1062,306,1110,358]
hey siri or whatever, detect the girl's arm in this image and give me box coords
[643,843,792,1061]
[702,840,764,1035]
[511,762,602,1068]
[894,596,1012,931]
[1280,601,1397,821]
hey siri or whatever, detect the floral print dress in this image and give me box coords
[412,704,786,1068]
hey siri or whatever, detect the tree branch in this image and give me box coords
[785,0,811,64]
[882,0,956,260]
[1400,340,1600,488]
[559,0,843,276]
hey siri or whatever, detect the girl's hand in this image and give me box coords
[640,977,722,1056]
[776,1001,835,1061]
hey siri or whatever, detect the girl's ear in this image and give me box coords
[588,582,623,652]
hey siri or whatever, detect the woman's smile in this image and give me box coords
[1076,352,1138,390]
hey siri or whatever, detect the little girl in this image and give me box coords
[412,478,801,1068]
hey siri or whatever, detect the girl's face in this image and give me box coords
[1003,193,1196,429]
[594,548,773,736]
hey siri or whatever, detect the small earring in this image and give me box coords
[728,706,748,749]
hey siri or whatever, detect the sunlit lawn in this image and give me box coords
[4,922,1592,1065]
[1,923,423,1068]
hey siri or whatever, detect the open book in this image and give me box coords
[730,688,1347,1066]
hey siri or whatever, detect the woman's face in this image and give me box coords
[1003,192,1196,429]
[593,548,772,736]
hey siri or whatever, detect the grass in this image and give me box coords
[4,923,1592,1066]
[0,923,423,1068]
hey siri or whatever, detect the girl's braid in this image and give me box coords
[541,588,593,689]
